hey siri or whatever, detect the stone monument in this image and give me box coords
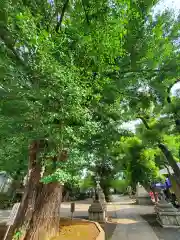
[136,183,153,205]
[88,199,106,223]
[96,182,107,217]
[88,180,107,223]
[155,192,180,228]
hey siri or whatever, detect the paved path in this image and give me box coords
[0,196,159,239]
[107,195,158,240]
[60,196,159,240]
[0,210,11,224]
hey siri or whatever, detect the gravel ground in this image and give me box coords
[141,214,180,240]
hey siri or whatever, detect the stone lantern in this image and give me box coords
[88,175,107,223]
[136,183,152,205]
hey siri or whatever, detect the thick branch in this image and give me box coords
[139,116,180,182]
[0,26,40,86]
[139,116,151,130]
[0,26,27,68]
[158,143,180,185]
[81,0,90,24]
[55,0,69,33]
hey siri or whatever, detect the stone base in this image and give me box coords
[157,218,180,228]
[136,197,153,205]
[156,211,180,228]
[88,201,107,223]
[89,211,106,223]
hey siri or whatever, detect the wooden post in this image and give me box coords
[70,202,75,220]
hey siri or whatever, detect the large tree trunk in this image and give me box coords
[169,175,180,204]
[62,188,70,202]
[24,182,62,240]
[103,187,110,202]
[11,141,63,240]
[100,181,110,202]
[139,117,180,187]
[158,143,180,185]
[13,172,62,240]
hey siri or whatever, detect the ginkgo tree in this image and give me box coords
[89,2,180,200]
[110,4,180,182]
[0,0,135,239]
[1,0,180,239]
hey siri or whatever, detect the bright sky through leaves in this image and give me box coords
[154,0,180,14]
[155,0,180,95]
[121,0,180,132]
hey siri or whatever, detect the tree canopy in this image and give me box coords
[0,0,180,197]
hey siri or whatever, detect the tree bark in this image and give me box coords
[158,143,180,185]
[139,117,180,185]
[24,183,62,240]
[11,141,63,240]
[11,141,42,237]
[55,0,69,33]
[100,184,110,202]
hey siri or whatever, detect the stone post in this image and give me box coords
[88,200,106,223]
[88,179,107,223]
[96,182,107,216]
[136,183,153,205]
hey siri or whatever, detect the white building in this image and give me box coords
[0,171,12,193]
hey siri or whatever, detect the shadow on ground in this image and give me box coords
[103,222,117,240]
[109,202,137,206]
[0,225,7,239]
[141,213,180,240]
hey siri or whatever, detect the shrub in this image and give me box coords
[0,193,13,209]
[111,179,129,194]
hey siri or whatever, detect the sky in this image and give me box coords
[154,0,180,14]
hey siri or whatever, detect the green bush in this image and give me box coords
[111,179,129,194]
[0,193,13,209]
[79,175,94,192]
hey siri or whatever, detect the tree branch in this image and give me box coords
[158,143,180,185]
[138,116,151,130]
[81,0,90,25]
[0,26,26,67]
[0,26,40,86]
[55,0,69,33]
